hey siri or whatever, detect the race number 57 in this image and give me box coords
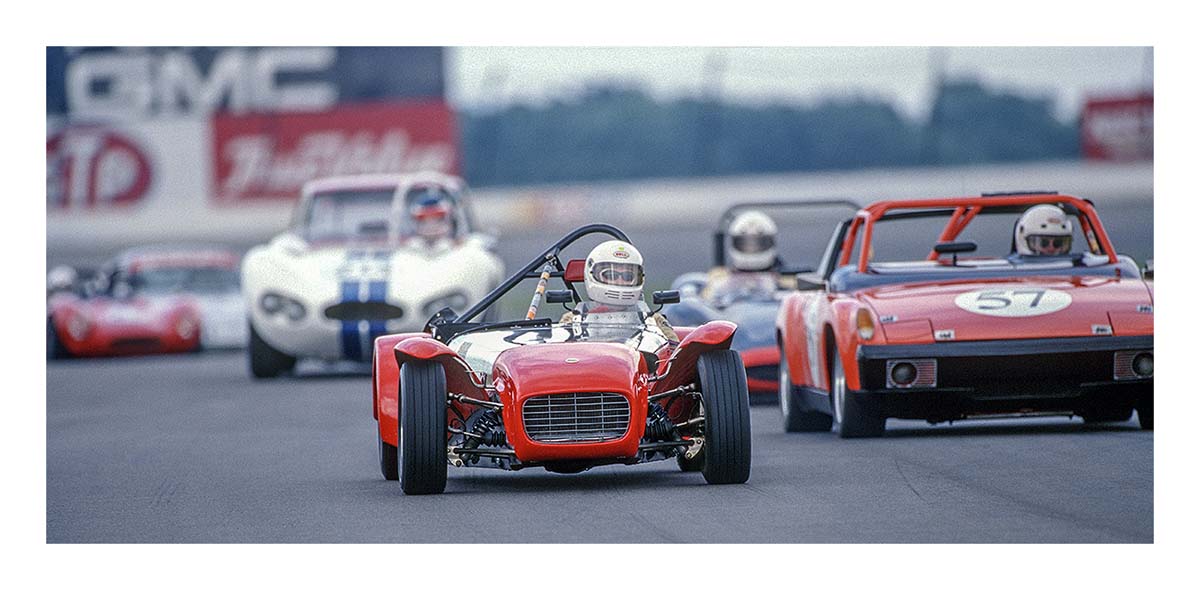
[955,288,1071,317]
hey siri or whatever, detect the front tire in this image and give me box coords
[831,352,885,438]
[1136,396,1154,430]
[780,349,833,432]
[47,316,71,360]
[248,321,296,379]
[697,350,752,484]
[676,446,704,472]
[399,360,448,495]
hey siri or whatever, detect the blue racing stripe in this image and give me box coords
[340,280,362,362]
[366,280,388,356]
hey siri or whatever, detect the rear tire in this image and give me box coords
[399,360,448,495]
[780,349,833,432]
[379,431,399,481]
[697,350,752,484]
[832,352,885,438]
[676,446,704,472]
[248,321,296,379]
[1136,396,1154,430]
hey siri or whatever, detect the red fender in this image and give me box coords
[375,335,487,448]
[651,320,737,395]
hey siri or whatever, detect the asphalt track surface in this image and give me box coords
[47,351,1152,543]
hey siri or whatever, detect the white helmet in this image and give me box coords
[727,210,778,271]
[1015,204,1074,256]
[584,240,644,307]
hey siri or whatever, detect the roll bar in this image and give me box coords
[449,224,632,325]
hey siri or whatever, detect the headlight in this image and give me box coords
[66,314,92,340]
[422,292,468,318]
[856,308,875,341]
[175,316,198,339]
[261,292,305,322]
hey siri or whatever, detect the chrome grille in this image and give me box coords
[522,392,631,443]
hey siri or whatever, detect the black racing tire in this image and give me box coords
[47,316,71,360]
[1136,396,1154,430]
[1080,406,1134,424]
[696,349,752,484]
[399,360,448,495]
[379,430,399,481]
[248,321,296,379]
[780,349,833,432]
[831,352,885,438]
[676,446,705,472]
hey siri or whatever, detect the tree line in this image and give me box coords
[457,79,1080,187]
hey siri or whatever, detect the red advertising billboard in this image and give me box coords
[1081,93,1153,161]
[212,100,458,203]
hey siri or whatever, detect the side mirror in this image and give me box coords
[1143,259,1154,280]
[423,307,459,331]
[545,290,575,304]
[652,290,681,305]
[564,259,586,283]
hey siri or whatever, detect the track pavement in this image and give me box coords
[47,351,1151,543]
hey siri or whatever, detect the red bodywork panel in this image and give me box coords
[777,194,1153,394]
[48,294,202,357]
[372,320,737,463]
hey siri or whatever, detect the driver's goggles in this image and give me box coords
[1027,234,1072,253]
[592,262,644,287]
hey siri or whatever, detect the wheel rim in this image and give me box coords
[832,355,846,426]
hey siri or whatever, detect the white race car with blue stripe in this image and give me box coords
[241,173,504,378]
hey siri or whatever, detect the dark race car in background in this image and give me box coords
[666,200,861,398]
[776,192,1153,437]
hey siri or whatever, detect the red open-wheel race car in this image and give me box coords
[371,224,752,494]
[776,192,1153,437]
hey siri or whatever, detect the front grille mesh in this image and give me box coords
[522,392,631,443]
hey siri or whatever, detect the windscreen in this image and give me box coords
[304,189,396,242]
[132,267,240,295]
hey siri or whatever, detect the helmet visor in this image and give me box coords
[591,261,644,287]
[732,234,775,254]
[1026,234,1072,255]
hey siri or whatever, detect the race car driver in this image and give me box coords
[1013,204,1074,257]
[703,210,788,305]
[561,240,678,342]
[404,188,459,251]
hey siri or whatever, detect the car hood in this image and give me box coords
[721,301,780,350]
[859,275,1153,342]
[492,342,642,398]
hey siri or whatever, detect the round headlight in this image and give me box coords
[890,362,917,386]
[176,317,197,339]
[1132,352,1153,377]
[66,314,92,341]
[283,299,306,322]
[260,293,283,314]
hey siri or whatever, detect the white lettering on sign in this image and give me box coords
[219,131,455,198]
[65,48,337,119]
[954,288,1072,318]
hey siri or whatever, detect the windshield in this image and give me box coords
[132,267,240,295]
[304,189,396,242]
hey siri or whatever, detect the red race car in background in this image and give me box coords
[46,248,217,359]
[372,224,752,494]
[776,192,1153,437]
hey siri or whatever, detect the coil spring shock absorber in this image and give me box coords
[645,402,678,441]
[467,409,507,447]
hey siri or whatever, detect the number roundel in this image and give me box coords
[954,288,1072,317]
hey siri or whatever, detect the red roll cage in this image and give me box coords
[836,194,1119,273]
